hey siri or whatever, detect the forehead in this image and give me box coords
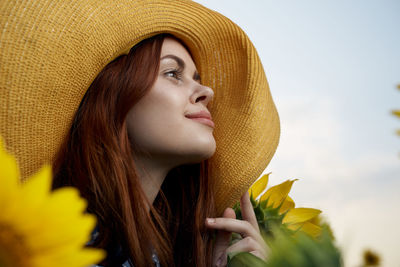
[160,37,197,69]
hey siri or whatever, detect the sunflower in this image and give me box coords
[248,173,322,238]
[392,84,400,137]
[229,173,340,266]
[0,138,105,267]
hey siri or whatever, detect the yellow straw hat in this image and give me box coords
[0,0,280,215]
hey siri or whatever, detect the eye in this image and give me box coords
[164,68,183,80]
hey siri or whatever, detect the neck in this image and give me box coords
[135,155,173,210]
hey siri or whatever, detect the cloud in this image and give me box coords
[264,93,400,267]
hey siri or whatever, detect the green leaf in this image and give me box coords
[265,226,343,267]
[233,201,242,220]
[254,203,265,222]
[228,252,267,267]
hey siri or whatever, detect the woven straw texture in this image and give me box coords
[0,0,280,215]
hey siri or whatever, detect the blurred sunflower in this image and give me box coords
[229,174,341,267]
[362,249,381,266]
[392,84,400,136]
[248,173,322,238]
[0,138,105,267]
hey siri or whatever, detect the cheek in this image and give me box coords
[126,103,216,160]
[125,84,216,161]
[126,91,186,150]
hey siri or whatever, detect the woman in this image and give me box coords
[0,1,280,266]
[52,34,269,266]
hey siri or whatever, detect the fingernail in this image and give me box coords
[206,218,216,224]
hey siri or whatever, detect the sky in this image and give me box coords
[194,1,400,266]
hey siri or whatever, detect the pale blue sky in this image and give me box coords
[194,1,400,266]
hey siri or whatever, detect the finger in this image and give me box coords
[206,208,236,266]
[226,236,262,253]
[212,208,236,248]
[205,217,263,244]
[226,236,268,261]
[240,191,260,232]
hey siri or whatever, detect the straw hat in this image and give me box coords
[0,0,280,215]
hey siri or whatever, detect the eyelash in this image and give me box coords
[164,68,183,81]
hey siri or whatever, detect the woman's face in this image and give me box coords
[126,37,216,167]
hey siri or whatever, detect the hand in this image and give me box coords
[205,191,269,267]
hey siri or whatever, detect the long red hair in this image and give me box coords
[52,34,216,267]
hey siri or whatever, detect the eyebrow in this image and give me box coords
[160,54,201,82]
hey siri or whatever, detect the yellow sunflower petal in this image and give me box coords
[29,213,96,251]
[286,221,322,238]
[286,222,303,232]
[283,207,322,224]
[0,137,20,193]
[279,195,295,214]
[45,187,88,216]
[260,179,296,208]
[63,249,105,267]
[0,143,105,266]
[19,166,52,210]
[299,221,322,238]
[27,189,93,249]
[248,173,270,199]
[10,166,53,227]
[309,215,322,225]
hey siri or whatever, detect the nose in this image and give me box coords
[190,84,214,106]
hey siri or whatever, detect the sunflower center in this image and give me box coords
[0,223,30,267]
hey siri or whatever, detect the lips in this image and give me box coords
[185,110,215,128]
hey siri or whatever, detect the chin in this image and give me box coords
[183,138,216,164]
[200,145,216,160]
[196,139,216,161]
